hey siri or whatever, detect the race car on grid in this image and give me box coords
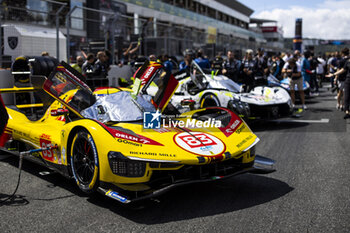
[168,61,293,120]
[0,61,275,203]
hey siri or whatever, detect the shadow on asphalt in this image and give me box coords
[250,121,309,132]
[86,174,293,224]
[0,194,29,206]
[0,154,293,223]
[0,155,82,205]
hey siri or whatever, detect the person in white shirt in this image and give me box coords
[282,58,306,109]
[316,55,326,88]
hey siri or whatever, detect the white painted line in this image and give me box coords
[271,118,330,124]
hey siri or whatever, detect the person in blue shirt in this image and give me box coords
[194,49,210,69]
[301,50,312,84]
[161,54,173,73]
[179,49,194,72]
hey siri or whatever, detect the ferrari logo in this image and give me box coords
[8,36,18,50]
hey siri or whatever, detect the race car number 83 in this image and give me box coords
[40,139,54,162]
[178,134,216,148]
[174,132,225,156]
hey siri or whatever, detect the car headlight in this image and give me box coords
[228,99,250,117]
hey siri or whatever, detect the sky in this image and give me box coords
[238,0,350,39]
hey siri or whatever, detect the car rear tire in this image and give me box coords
[200,93,220,108]
[70,129,99,193]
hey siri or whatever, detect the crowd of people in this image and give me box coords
[68,46,350,119]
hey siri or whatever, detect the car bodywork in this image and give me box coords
[268,75,311,97]
[0,94,9,137]
[0,61,275,203]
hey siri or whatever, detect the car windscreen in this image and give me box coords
[43,62,94,117]
[190,61,207,90]
[81,91,156,123]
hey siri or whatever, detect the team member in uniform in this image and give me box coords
[222,50,241,82]
[241,49,255,92]
[82,53,95,78]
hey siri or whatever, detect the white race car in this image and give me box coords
[171,61,293,119]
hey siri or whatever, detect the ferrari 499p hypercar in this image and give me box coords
[0,61,275,204]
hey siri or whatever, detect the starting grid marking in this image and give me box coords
[270,118,330,124]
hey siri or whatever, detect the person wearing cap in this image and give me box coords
[282,58,306,109]
[222,50,241,82]
[211,55,224,74]
[179,49,194,72]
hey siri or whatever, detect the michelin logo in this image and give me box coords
[143,110,161,129]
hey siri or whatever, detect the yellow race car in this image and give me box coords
[0,61,275,204]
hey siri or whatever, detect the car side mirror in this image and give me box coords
[51,108,69,116]
[181,99,195,110]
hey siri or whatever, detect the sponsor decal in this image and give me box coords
[88,136,98,166]
[141,66,155,85]
[218,110,243,137]
[174,132,225,157]
[103,125,163,146]
[129,151,176,157]
[117,138,142,147]
[236,135,253,148]
[61,146,66,164]
[106,190,129,203]
[200,145,213,151]
[235,124,246,134]
[40,134,51,140]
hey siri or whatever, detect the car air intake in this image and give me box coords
[108,152,146,177]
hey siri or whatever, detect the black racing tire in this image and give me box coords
[70,129,99,193]
[200,93,220,108]
[31,56,59,77]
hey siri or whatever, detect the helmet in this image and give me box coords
[184,49,194,57]
[212,56,223,69]
[246,49,254,55]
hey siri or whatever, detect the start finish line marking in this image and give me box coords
[271,118,330,124]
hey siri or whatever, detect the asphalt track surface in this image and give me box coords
[1,85,350,233]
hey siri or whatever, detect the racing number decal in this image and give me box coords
[178,133,217,148]
[40,139,54,162]
[174,132,225,156]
